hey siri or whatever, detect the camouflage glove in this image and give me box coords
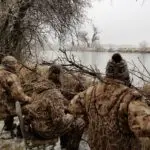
[22,96,32,105]
[64,106,71,114]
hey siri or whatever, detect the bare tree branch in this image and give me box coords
[0,0,91,60]
[58,48,104,81]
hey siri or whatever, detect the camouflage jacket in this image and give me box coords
[23,78,74,139]
[106,59,131,86]
[0,67,31,119]
[69,78,150,150]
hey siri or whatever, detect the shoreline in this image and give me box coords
[65,49,150,53]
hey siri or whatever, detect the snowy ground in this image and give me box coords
[0,120,90,150]
[1,119,150,150]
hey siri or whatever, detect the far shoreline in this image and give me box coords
[66,49,150,53]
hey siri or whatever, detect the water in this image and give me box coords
[41,51,150,86]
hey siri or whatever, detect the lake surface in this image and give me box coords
[41,51,150,86]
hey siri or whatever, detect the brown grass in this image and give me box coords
[142,84,150,96]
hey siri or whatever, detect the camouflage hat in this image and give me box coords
[49,64,61,74]
[1,55,17,67]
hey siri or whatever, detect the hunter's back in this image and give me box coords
[85,79,141,150]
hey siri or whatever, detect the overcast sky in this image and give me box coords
[84,0,150,46]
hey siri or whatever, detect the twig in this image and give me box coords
[59,48,103,81]
[138,57,150,77]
